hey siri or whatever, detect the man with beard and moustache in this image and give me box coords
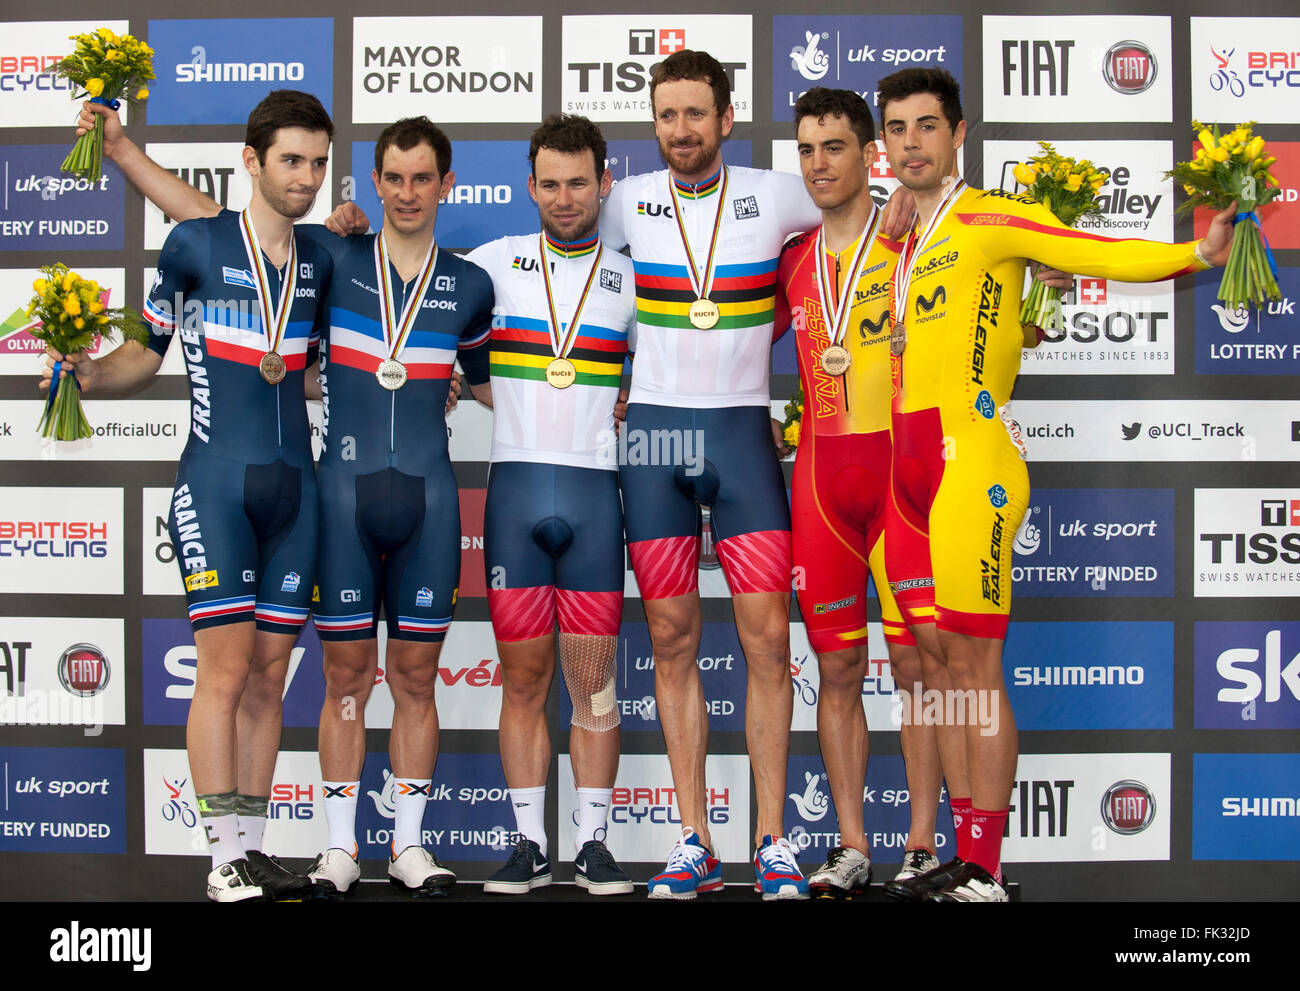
[45,91,336,901]
[873,68,1235,902]
[462,115,637,895]
[598,50,913,900]
[65,107,496,898]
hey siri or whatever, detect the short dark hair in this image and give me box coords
[793,88,876,147]
[374,116,452,178]
[528,114,607,181]
[876,68,963,132]
[244,90,334,164]
[650,49,730,117]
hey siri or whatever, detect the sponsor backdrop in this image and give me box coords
[0,3,1296,903]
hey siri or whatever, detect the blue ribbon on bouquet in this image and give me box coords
[1233,210,1279,281]
[89,96,121,111]
[45,360,82,419]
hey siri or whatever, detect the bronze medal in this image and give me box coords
[546,357,577,389]
[890,321,907,357]
[820,344,851,375]
[689,297,719,330]
[375,358,408,391]
[259,351,286,384]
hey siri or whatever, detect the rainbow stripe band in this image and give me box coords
[672,168,722,199]
[543,231,599,258]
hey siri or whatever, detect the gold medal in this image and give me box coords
[689,297,719,330]
[259,351,286,384]
[375,357,408,391]
[539,233,603,388]
[890,321,907,357]
[545,357,576,389]
[669,169,729,333]
[820,344,851,375]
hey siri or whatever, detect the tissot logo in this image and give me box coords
[562,15,752,122]
[628,28,686,56]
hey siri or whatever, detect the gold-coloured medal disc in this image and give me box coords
[890,321,907,357]
[259,351,286,384]
[688,297,719,330]
[546,357,577,389]
[820,345,852,376]
[375,358,408,391]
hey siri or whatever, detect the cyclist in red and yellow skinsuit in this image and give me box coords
[775,88,943,898]
[875,68,1237,902]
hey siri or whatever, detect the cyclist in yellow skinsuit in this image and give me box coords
[875,68,1236,902]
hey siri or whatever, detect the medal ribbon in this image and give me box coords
[814,204,882,350]
[374,231,438,362]
[539,234,604,360]
[667,165,729,303]
[238,209,297,356]
[891,178,966,330]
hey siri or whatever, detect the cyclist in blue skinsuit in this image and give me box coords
[45,91,333,902]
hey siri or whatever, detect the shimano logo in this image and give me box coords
[177,61,305,84]
[444,184,511,205]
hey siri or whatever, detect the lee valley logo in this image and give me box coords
[50,922,151,971]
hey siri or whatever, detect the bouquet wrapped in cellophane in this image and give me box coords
[28,264,147,440]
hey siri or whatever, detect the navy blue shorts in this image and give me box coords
[484,462,624,640]
[619,404,792,598]
[313,464,459,642]
[169,453,317,634]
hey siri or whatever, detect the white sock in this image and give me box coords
[204,814,242,869]
[575,787,613,854]
[392,778,432,855]
[322,780,359,855]
[236,793,268,852]
[509,785,547,857]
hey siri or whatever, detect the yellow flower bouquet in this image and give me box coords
[54,28,155,181]
[27,264,147,440]
[781,384,804,454]
[1167,122,1281,308]
[1012,142,1110,334]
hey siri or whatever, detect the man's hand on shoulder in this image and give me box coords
[326,202,371,237]
[880,186,917,240]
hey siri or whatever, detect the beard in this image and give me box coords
[259,176,317,221]
[659,135,720,179]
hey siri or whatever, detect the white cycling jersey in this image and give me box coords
[601,165,819,409]
[465,233,636,471]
